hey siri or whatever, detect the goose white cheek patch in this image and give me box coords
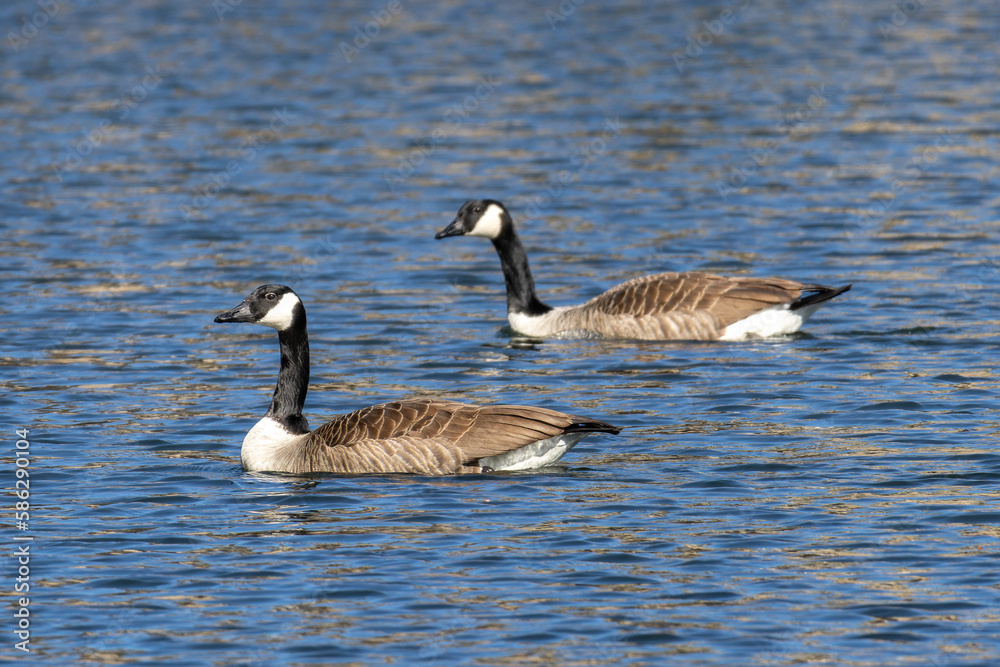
[469,203,505,239]
[258,292,301,331]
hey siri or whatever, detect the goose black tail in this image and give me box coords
[566,419,622,436]
[790,283,852,311]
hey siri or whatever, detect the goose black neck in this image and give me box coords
[268,315,310,435]
[492,225,553,317]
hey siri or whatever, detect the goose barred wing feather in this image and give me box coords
[304,400,615,474]
[582,272,803,319]
[309,400,464,443]
[535,272,815,340]
[450,404,619,458]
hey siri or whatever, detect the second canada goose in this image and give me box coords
[435,199,851,341]
[214,285,620,475]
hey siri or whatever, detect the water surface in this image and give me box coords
[2,0,999,664]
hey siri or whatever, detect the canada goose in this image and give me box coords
[214,285,620,474]
[435,199,851,341]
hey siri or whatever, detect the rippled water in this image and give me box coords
[3,0,999,664]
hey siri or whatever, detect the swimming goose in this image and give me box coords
[435,199,851,341]
[214,285,620,474]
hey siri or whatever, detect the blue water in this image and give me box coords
[3,0,999,664]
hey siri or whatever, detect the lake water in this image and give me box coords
[3,0,999,664]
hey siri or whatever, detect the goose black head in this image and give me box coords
[214,284,304,332]
[435,199,511,241]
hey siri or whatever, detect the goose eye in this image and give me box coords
[473,206,482,214]
[265,293,277,301]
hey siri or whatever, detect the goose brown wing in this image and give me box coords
[308,400,470,445]
[579,272,806,327]
[306,400,615,469]
[446,403,617,460]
